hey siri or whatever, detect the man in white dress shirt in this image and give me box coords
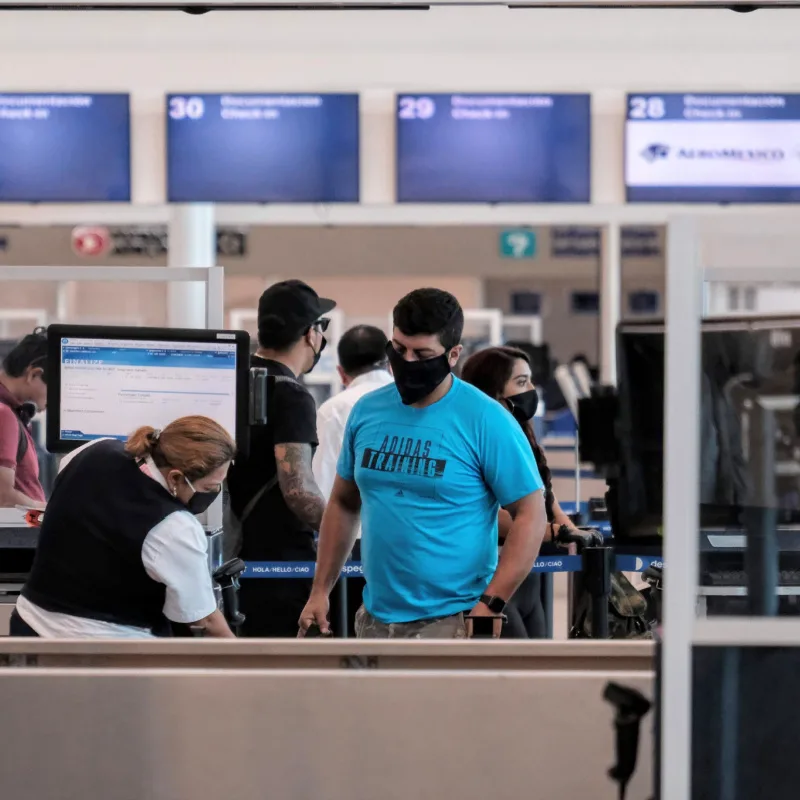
[313,325,393,503]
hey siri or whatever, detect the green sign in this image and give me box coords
[499,229,536,259]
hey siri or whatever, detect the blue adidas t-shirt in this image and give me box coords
[337,376,544,624]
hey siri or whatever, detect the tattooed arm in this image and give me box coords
[274,443,327,529]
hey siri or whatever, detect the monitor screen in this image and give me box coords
[0,93,130,202]
[625,93,800,203]
[396,93,591,203]
[614,317,800,542]
[45,325,251,453]
[166,93,360,202]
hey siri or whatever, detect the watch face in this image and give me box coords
[483,595,506,613]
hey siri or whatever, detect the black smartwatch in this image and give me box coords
[479,594,507,614]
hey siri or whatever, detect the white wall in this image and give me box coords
[0,8,798,225]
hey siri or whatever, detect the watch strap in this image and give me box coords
[480,594,507,614]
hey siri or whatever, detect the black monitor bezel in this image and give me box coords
[45,324,250,454]
[613,314,800,545]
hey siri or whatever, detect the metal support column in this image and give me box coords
[662,216,703,800]
[600,222,621,386]
[168,204,216,329]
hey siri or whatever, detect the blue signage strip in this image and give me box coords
[242,554,661,579]
[626,93,800,123]
[615,554,664,572]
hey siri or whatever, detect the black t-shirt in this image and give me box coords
[227,356,319,561]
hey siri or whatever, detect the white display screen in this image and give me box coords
[625,93,800,202]
[59,337,238,442]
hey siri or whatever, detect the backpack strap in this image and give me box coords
[16,417,29,464]
[0,396,29,465]
[237,372,301,518]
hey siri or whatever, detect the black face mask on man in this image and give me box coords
[184,477,220,515]
[307,335,327,375]
[386,342,452,406]
[507,388,539,424]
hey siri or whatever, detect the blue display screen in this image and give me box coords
[167,93,360,203]
[0,93,130,202]
[396,94,591,203]
[626,93,800,203]
[59,336,238,444]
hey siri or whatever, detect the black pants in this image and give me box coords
[238,578,313,638]
[502,572,546,639]
[9,609,39,637]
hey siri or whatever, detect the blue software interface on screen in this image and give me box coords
[0,93,130,202]
[59,337,238,443]
[626,93,800,203]
[167,93,360,202]
[396,94,591,203]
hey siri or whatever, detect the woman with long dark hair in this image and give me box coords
[462,346,580,638]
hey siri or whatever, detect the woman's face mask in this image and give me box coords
[183,477,221,515]
[506,388,539,423]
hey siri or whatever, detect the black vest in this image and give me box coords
[23,439,186,634]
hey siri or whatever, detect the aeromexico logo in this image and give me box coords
[641,142,786,163]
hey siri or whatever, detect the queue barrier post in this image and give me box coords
[582,546,613,640]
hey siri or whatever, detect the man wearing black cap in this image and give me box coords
[227,279,336,637]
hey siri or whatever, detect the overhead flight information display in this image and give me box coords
[167,93,360,203]
[0,93,130,202]
[396,93,591,203]
[626,93,800,203]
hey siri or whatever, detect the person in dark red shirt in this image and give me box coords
[0,329,48,509]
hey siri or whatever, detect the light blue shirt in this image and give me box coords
[337,376,544,624]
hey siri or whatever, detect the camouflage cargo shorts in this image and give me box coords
[354,605,467,639]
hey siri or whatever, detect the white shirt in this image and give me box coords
[313,370,394,508]
[16,439,218,638]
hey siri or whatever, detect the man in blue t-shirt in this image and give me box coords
[299,288,546,639]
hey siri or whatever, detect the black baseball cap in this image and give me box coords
[257,279,336,339]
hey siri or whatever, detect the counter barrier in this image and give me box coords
[0,645,654,800]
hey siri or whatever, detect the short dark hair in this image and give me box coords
[392,288,464,351]
[2,328,48,379]
[257,326,304,352]
[338,325,388,377]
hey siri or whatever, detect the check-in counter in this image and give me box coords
[0,638,654,670]
[0,508,36,636]
[0,641,655,800]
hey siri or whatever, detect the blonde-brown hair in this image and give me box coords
[125,415,236,481]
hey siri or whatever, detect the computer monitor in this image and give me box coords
[613,316,800,544]
[45,325,251,454]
